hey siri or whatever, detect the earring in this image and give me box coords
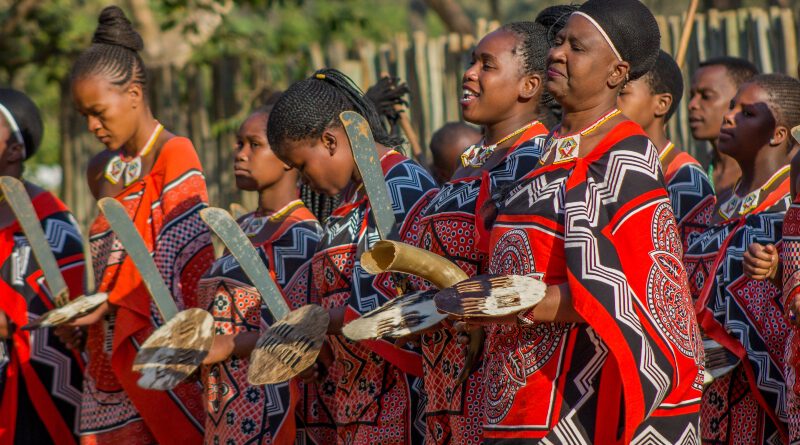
[770,138,776,144]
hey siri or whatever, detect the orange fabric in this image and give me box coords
[82,137,213,445]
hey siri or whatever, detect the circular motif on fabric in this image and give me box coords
[647,202,696,357]
[490,229,534,275]
[483,323,568,424]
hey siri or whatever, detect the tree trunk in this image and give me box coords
[422,0,473,35]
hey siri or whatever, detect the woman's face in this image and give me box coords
[274,126,355,196]
[717,82,776,163]
[233,112,292,192]
[0,115,24,171]
[461,29,539,125]
[546,14,623,108]
[617,76,659,130]
[72,75,140,150]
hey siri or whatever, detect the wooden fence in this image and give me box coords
[60,7,799,229]
[310,7,798,165]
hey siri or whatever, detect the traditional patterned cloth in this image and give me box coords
[303,150,437,445]
[81,137,214,445]
[198,203,322,445]
[0,191,85,445]
[685,173,792,444]
[783,196,800,444]
[661,146,715,253]
[400,123,547,444]
[485,121,702,443]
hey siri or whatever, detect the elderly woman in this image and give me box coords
[454,0,703,442]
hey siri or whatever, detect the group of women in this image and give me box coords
[3,0,800,444]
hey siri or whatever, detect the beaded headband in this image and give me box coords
[0,103,26,158]
[572,12,623,62]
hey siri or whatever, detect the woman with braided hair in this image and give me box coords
[267,68,438,444]
[58,6,214,444]
[692,73,800,443]
[450,0,703,442]
[397,19,558,444]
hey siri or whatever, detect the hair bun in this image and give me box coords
[92,6,144,52]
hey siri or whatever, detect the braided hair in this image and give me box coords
[499,22,549,77]
[267,69,402,153]
[498,21,558,124]
[748,74,800,133]
[69,6,147,90]
[643,50,684,121]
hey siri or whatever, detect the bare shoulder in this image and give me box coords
[86,150,116,199]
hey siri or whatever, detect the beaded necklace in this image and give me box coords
[718,165,790,220]
[543,108,621,165]
[658,141,675,162]
[105,122,164,187]
[241,199,304,238]
[460,121,538,168]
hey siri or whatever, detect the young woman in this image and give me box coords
[617,50,716,251]
[687,74,800,443]
[455,0,702,442]
[65,6,214,444]
[267,69,438,444]
[198,104,322,444]
[0,88,86,445]
[398,19,558,444]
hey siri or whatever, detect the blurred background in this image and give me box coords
[0,0,797,227]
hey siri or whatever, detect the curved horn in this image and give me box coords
[361,240,483,385]
[361,240,469,289]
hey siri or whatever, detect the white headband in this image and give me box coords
[573,12,623,62]
[0,103,26,158]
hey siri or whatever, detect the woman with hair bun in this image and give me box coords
[60,6,214,444]
[452,0,702,442]
[0,88,86,445]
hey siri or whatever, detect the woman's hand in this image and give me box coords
[298,340,334,384]
[743,242,779,280]
[54,325,86,350]
[68,301,111,327]
[202,334,236,365]
[0,311,10,339]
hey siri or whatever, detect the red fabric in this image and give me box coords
[0,192,84,445]
[485,121,702,442]
[198,204,321,445]
[693,178,792,443]
[82,137,213,445]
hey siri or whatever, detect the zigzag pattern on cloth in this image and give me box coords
[564,138,673,411]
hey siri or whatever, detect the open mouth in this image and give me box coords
[460,87,479,105]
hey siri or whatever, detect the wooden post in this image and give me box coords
[749,8,773,74]
[775,7,798,76]
[427,36,445,143]
[411,30,432,148]
[309,42,325,71]
[675,0,700,67]
[444,33,462,123]
[721,10,740,57]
